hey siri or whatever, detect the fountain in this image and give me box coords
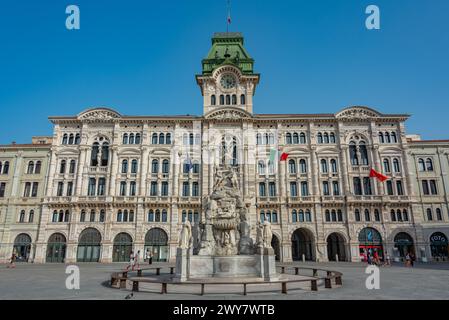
[175,165,277,282]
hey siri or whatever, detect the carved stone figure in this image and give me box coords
[262,221,273,249]
[179,220,192,249]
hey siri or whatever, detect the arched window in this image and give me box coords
[263,133,269,145]
[121,160,128,173]
[75,134,81,145]
[129,134,135,145]
[293,133,299,144]
[256,133,262,145]
[162,209,168,222]
[427,208,433,221]
[391,209,396,221]
[403,209,409,221]
[337,210,343,222]
[165,133,171,144]
[418,158,426,171]
[211,94,216,105]
[300,132,306,144]
[69,160,76,174]
[122,133,129,145]
[220,95,225,105]
[117,210,123,222]
[162,159,169,174]
[391,132,397,143]
[135,133,141,144]
[292,210,297,223]
[298,210,305,222]
[305,210,312,222]
[317,132,323,144]
[131,159,138,174]
[258,161,266,175]
[152,133,158,144]
[286,133,292,144]
[436,208,442,221]
[27,161,34,174]
[426,158,434,171]
[148,209,154,222]
[288,159,296,174]
[226,95,231,105]
[232,94,237,105]
[385,132,391,143]
[159,133,165,145]
[240,94,246,105]
[3,161,9,174]
[52,210,58,222]
[355,209,361,221]
[19,210,26,223]
[383,159,391,172]
[331,210,337,222]
[329,133,335,143]
[189,133,194,145]
[151,159,159,174]
[397,209,403,221]
[29,210,34,223]
[62,134,68,145]
[60,160,66,174]
[268,133,274,145]
[378,132,384,143]
[64,210,70,222]
[374,209,380,221]
[68,134,74,145]
[323,133,329,144]
[325,210,331,222]
[393,158,400,172]
[321,159,328,173]
[349,142,358,165]
[90,143,100,166]
[59,210,64,222]
[330,159,337,173]
[300,159,307,173]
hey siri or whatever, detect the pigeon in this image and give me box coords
[124,293,133,300]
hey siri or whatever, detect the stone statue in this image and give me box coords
[262,221,273,249]
[179,220,192,249]
[97,148,102,167]
[256,222,264,249]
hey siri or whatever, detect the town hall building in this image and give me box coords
[1,33,448,264]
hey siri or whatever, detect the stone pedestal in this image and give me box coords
[175,249,278,282]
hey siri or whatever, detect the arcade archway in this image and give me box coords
[145,228,168,262]
[291,228,315,261]
[77,228,101,262]
[113,233,133,262]
[327,233,346,261]
[394,232,414,258]
[358,227,383,262]
[46,233,66,263]
[13,234,32,262]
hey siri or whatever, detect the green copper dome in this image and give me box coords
[201,32,255,75]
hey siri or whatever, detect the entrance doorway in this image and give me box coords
[145,228,168,262]
[291,228,315,261]
[327,233,346,261]
[46,233,66,263]
[430,232,448,259]
[358,227,383,262]
[394,232,415,258]
[77,228,101,262]
[113,233,133,262]
[271,235,280,261]
[13,234,32,262]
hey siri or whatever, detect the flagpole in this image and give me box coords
[226,0,231,33]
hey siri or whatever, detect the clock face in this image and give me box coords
[220,74,237,90]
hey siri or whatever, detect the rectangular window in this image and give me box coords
[259,182,266,197]
[333,181,340,196]
[0,183,5,197]
[192,182,199,197]
[150,182,158,196]
[353,178,362,195]
[97,178,106,196]
[120,181,127,196]
[322,181,330,196]
[422,180,429,195]
[88,178,96,196]
[430,180,438,195]
[301,182,309,196]
[161,182,168,196]
[363,177,372,195]
[182,182,190,197]
[57,182,64,197]
[31,182,39,197]
[396,181,403,196]
[23,183,31,197]
[290,182,297,197]
[386,181,394,195]
[130,181,136,196]
[268,182,276,197]
[67,182,73,196]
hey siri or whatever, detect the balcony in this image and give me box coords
[347,195,382,202]
[256,196,280,203]
[351,165,370,173]
[89,166,108,173]
[144,196,170,203]
[321,196,345,202]
[288,196,313,203]
[383,195,411,202]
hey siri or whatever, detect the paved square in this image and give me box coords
[1,262,448,300]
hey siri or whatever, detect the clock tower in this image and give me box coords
[196,32,260,115]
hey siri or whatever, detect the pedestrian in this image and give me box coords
[146,249,153,265]
[405,253,411,267]
[126,251,134,271]
[367,252,372,265]
[385,252,391,266]
[133,250,140,271]
[7,253,16,269]
[373,249,379,266]
[410,252,415,267]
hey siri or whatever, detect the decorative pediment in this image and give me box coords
[205,107,253,121]
[335,106,381,121]
[78,108,121,123]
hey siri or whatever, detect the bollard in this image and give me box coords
[137,269,142,277]
[161,283,167,294]
[302,254,305,263]
[170,267,174,274]
[156,268,160,275]
[132,281,139,292]
[281,282,288,294]
[243,284,247,296]
[335,276,342,285]
[325,278,332,289]
[200,284,205,296]
[295,267,299,275]
[281,266,285,274]
[311,280,318,291]
[312,269,318,277]
[335,254,339,262]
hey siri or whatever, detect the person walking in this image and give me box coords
[410,252,415,267]
[385,252,391,266]
[7,253,16,269]
[373,249,379,266]
[367,251,372,265]
[126,251,134,271]
[405,253,411,267]
[147,249,153,265]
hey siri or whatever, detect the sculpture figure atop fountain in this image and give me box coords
[198,165,253,256]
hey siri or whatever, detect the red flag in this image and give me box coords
[369,168,388,182]
[280,152,289,161]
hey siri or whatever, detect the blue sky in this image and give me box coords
[0,0,448,144]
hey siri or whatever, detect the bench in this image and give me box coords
[110,271,128,289]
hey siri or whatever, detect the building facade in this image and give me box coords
[1,32,448,264]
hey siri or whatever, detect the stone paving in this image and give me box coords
[0,261,448,300]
